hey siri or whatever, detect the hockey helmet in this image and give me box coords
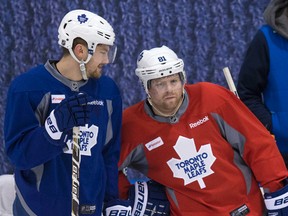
[58,9,117,64]
[135,45,186,94]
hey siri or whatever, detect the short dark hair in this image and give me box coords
[62,37,88,56]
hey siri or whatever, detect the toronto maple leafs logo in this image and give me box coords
[167,136,216,189]
[78,14,88,24]
[65,124,98,156]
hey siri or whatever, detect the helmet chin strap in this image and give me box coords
[69,48,92,80]
[79,60,88,80]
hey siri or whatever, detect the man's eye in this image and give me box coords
[156,83,164,87]
[171,79,179,84]
[100,51,108,55]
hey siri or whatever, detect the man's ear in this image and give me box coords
[73,44,88,60]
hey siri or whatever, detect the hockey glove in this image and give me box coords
[264,183,288,216]
[45,93,91,142]
[129,180,170,216]
[103,199,132,216]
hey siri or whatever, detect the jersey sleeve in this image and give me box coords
[102,85,123,202]
[4,80,64,169]
[118,171,131,200]
[237,29,272,131]
[212,86,287,192]
[117,103,146,199]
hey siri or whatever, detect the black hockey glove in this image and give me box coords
[54,92,90,131]
[129,180,170,216]
[264,181,288,216]
[45,93,91,144]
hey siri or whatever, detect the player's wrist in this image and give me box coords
[129,180,170,215]
[264,182,288,215]
[45,110,63,140]
[103,199,132,216]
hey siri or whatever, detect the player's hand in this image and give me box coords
[103,199,132,216]
[44,93,91,142]
[53,93,90,131]
[129,180,170,215]
[264,181,288,216]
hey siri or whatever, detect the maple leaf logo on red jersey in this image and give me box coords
[167,136,216,189]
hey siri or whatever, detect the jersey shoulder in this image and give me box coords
[91,75,121,98]
[123,100,146,121]
[122,101,149,132]
[9,64,52,93]
[186,82,235,112]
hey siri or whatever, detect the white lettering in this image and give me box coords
[189,116,209,129]
[88,100,104,106]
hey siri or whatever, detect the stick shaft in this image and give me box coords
[72,127,80,216]
[223,67,239,98]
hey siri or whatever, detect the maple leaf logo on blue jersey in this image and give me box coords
[78,14,88,24]
[65,124,98,156]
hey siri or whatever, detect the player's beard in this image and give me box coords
[162,96,181,113]
[89,67,103,79]
[149,92,184,117]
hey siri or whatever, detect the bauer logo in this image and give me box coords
[51,94,65,104]
[189,116,209,129]
[132,181,148,216]
[145,137,164,151]
[274,196,288,206]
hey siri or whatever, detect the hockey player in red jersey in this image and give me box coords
[118,45,288,215]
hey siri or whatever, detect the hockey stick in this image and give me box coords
[223,67,268,195]
[72,126,81,216]
[223,67,239,98]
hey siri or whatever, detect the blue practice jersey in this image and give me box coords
[4,60,122,216]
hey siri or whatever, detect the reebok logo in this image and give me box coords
[189,116,209,129]
[88,100,104,106]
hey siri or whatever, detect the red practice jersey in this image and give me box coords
[118,82,288,216]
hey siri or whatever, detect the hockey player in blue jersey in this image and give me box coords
[4,9,126,216]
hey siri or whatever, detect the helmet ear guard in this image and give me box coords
[135,45,186,94]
